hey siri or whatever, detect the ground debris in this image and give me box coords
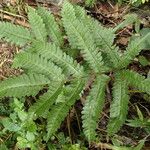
[0,41,21,80]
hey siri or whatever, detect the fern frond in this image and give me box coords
[121,70,150,94]
[82,75,109,142]
[29,80,64,117]
[74,5,115,47]
[36,7,64,47]
[85,0,96,6]
[73,5,119,68]
[28,7,47,42]
[46,80,84,140]
[0,74,51,98]
[107,73,129,135]
[12,52,64,80]
[113,14,138,32]
[0,22,31,46]
[28,42,84,77]
[62,1,107,73]
[118,31,150,68]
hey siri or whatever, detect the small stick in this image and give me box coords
[0,13,29,27]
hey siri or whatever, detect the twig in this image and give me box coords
[95,142,113,150]
[0,13,29,27]
[0,9,26,19]
[0,9,29,27]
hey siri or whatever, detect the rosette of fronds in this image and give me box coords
[0,1,149,143]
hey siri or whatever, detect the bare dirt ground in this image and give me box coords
[0,41,20,80]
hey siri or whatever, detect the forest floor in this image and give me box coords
[0,0,150,149]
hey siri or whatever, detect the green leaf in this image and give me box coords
[12,51,64,80]
[29,80,64,117]
[118,31,150,68]
[127,118,143,127]
[136,105,144,121]
[26,132,35,142]
[0,22,32,46]
[107,73,129,135]
[73,5,118,68]
[0,144,8,150]
[138,56,150,66]
[37,7,63,46]
[46,80,84,140]
[133,140,145,150]
[139,28,150,49]
[121,70,150,94]
[2,118,21,132]
[29,42,84,77]
[28,6,47,42]
[82,75,109,142]
[17,137,29,149]
[0,74,51,98]
[113,14,139,32]
[62,1,106,73]
[25,120,37,133]
[85,0,96,6]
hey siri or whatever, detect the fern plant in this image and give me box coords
[0,1,150,145]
